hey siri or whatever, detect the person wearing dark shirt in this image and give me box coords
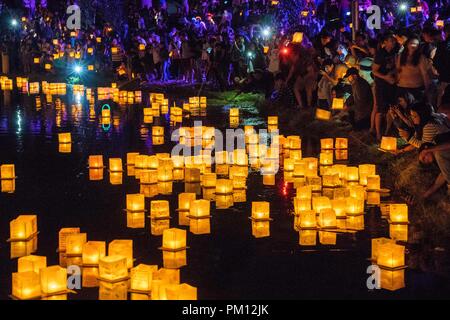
[372,32,398,141]
[434,23,450,108]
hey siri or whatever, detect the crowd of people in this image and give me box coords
[1,0,450,200]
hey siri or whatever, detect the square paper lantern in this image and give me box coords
[252,202,270,220]
[66,233,87,256]
[185,168,201,183]
[294,198,312,214]
[312,197,331,213]
[109,158,123,172]
[229,108,239,117]
[10,215,37,241]
[299,230,317,246]
[320,138,334,150]
[318,209,337,228]
[1,164,15,180]
[316,108,331,120]
[82,241,106,265]
[2,179,15,193]
[130,264,158,292]
[40,266,67,294]
[189,200,211,235]
[332,98,344,110]
[153,126,164,136]
[331,199,347,217]
[346,197,364,215]
[58,228,80,252]
[162,229,187,268]
[216,179,233,195]
[319,152,333,166]
[202,173,217,188]
[89,155,103,168]
[297,186,312,200]
[99,256,128,281]
[346,167,359,182]
[58,133,71,144]
[359,164,376,185]
[151,200,170,219]
[366,175,380,191]
[178,193,196,226]
[108,240,133,269]
[380,137,397,152]
[126,152,139,166]
[335,138,348,149]
[299,210,317,229]
[372,238,395,262]
[126,194,145,213]
[12,272,41,300]
[389,204,408,223]
[165,283,197,300]
[18,255,47,274]
[377,243,405,269]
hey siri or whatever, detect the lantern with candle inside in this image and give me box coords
[298,210,317,229]
[12,272,41,300]
[346,197,365,215]
[312,196,331,214]
[319,152,333,166]
[316,108,331,120]
[185,167,201,183]
[299,230,317,246]
[346,166,359,183]
[130,264,157,292]
[376,243,405,269]
[371,238,396,262]
[380,136,397,152]
[320,138,334,150]
[358,164,376,185]
[318,209,337,229]
[18,255,47,274]
[98,256,128,282]
[189,200,211,234]
[81,241,106,266]
[331,98,344,110]
[389,204,408,224]
[125,194,145,214]
[331,199,347,218]
[58,228,80,252]
[39,266,67,295]
[366,175,381,191]
[251,202,270,221]
[126,152,139,166]
[215,179,233,195]
[178,193,196,226]
[1,164,15,180]
[65,233,86,256]
[88,155,104,169]
[160,228,187,269]
[10,238,37,259]
[108,240,133,269]
[9,215,37,241]
[58,132,71,144]
[109,158,123,173]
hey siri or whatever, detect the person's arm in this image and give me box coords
[420,55,432,90]
[423,173,447,199]
[419,142,450,162]
[372,62,395,84]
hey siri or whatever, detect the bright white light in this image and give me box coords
[346,11,351,16]
[399,3,408,11]
[262,27,271,37]
[11,19,18,26]
[74,65,82,73]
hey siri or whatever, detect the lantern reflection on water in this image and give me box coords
[110,172,123,185]
[40,266,67,295]
[127,212,146,229]
[312,197,331,214]
[331,199,347,217]
[99,256,128,282]
[10,239,38,259]
[390,224,408,242]
[299,210,317,229]
[130,264,158,292]
[381,269,405,291]
[82,241,106,266]
[2,179,15,193]
[99,280,128,300]
[358,164,376,186]
[88,155,104,168]
[12,271,42,300]
[109,158,123,172]
[82,267,99,288]
[366,175,381,191]
[1,164,15,180]
[108,240,133,269]
[189,200,211,235]
[319,231,337,245]
[346,197,364,215]
[161,228,187,269]
[299,230,317,246]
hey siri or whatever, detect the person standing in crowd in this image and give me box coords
[434,23,450,109]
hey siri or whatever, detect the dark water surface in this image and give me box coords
[1,88,450,300]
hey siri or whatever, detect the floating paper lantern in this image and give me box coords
[299,230,317,246]
[185,168,201,183]
[12,272,41,300]
[359,164,376,185]
[287,136,302,150]
[371,238,396,261]
[312,197,331,213]
[216,179,233,195]
[151,200,170,219]
[292,32,304,43]
[294,198,312,214]
[40,266,67,294]
[82,241,106,266]
[189,200,211,235]
[366,175,381,191]
[58,133,71,144]
[88,155,103,169]
[346,197,364,215]
[296,185,312,200]
[389,204,408,224]
[251,201,270,220]
[1,164,15,180]
[178,193,196,226]
[10,239,37,259]
[130,264,157,292]
[331,199,347,217]
[202,173,217,188]
[161,229,187,269]
[299,210,317,229]
[10,215,37,241]
[346,167,359,182]
[108,240,133,269]
[58,228,80,252]
[99,256,128,281]
[109,158,123,172]
[332,98,344,110]
[377,243,405,269]
[390,224,408,242]
[165,283,197,300]
[18,255,47,274]
[318,209,337,228]
[320,138,334,150]
[66,233,87,256]
[319,152,333,166]
[380,137,397,152]
[316,108,331,120]
[158,167,173,182]
[335,138,348,149]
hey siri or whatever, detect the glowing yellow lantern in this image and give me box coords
[165,283,197,300]
[299,230,317,246]
[12,272,41,300]
[319,152,333,166]
[99,280,128,300]
[318,208,337,228]
[1,164,15,180]
[377,243,405,269]
[185,168,201,183]
[216,179,233,195]
[299,210,317,229]
[33,57,40,64]
[316,108,331,120]
[189,199,211,235]
[99,256,128,281]
[82,241,106,265]
[346,166,359,182]
[58,132,71,144]
[381,269,405,291]
[292,32,304,43]
[66,233,87,256]
[380,136,397,152]
[332,98,344,110]
[371,238,395,261]
[334,138,348,149]
[389,204,408,224]
[130,264,157,292]
[346,197,364,215]
[58,142,72,153]
[10,215,37,241]
[251,201,270,220]
[331,199,347,217]
[178,193,196,226]
[108,240,133,269]
[437,20,444,28]
[88,155,104,169]
[58,228,80,252]
[89,168,104,181]
[161,228,187,269]
[312,197,331,213]
[359,164,376,185]
[40,266,67,295]
[320,138,334,150]
[109,158,123,172]
[18,255,47,274]
[366,175,381,191]
[296,185,312,200]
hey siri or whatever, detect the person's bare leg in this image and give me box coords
[375,113,384,141]
[370,87,377,134]
[385,112,393,136]
[294,77,304,108]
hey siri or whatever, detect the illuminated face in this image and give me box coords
[421,152,434,164]
[408,39,420,52]
[410,110,421,125]
[398,97,407,108]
